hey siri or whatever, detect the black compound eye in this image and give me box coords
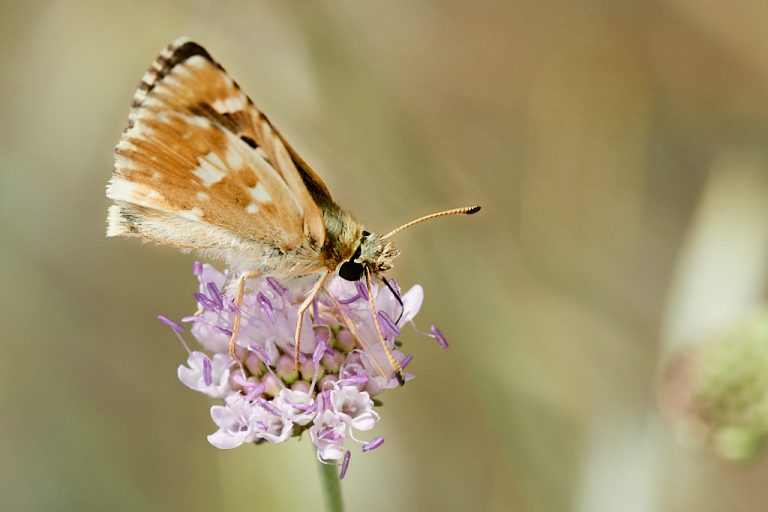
[339,260,365,281]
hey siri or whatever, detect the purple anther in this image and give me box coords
[212,325,233,337]
[180,315,202,323]
[207,282,223,309]
[256,292,276,325]
[192,261,203,276]
[341,374,368,386]
[256,397,283,417]
[285,398,313,411]
[245,382,266,401]
[319,428,343,442]
[313,340,328,365]
[377,311,400,339]
[203,356,212,386]
[362,436,385,452]
[339,451,351,480]
[401,354,414,369]
[338,293,360,305]
[193,293,216,311]
[355,280,368,300]
[266,277,287,297]
[249,343,272,366]
[157,315,184,333]
[431,326,449,349]
[231,373,247,387]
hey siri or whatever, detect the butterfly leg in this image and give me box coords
[228,270,262,360]
[294,271,330,373]
[365,271,405,385]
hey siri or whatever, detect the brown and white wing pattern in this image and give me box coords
[107,38,327,273]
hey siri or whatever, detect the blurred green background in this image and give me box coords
[3,1,768,511]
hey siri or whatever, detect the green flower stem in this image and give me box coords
[318,458,344,512]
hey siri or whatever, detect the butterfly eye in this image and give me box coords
[338,260,365,281]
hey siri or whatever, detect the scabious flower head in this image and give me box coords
[163,262,445,477]
[661,309,768,462]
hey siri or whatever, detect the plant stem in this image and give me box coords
[318,459,344,512]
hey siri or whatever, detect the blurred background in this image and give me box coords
[3,1,768,510]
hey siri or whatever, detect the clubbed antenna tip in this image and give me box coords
[382,204,482,239]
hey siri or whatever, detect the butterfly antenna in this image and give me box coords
[381,205,481,240]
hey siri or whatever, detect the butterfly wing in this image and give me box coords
[107,38,329,271]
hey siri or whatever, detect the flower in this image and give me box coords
[661,308,768,461]
[178,352,233,398]
[331,386,379,431]
[207,394,261,449]
[161,262,446,477]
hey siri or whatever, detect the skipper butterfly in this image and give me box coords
[106,38,480,383]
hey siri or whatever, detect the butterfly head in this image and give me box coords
[338,231,399,281]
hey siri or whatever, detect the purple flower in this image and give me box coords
[207,394,261,449]
[177,352,234,398]
[162,262,445,476]
[310,410,347,462]
[331,386,379,431]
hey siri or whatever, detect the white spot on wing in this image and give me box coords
[106,177,138,201]
[212,95,246,114]
[195,191,210,201]
[163,76,183,89]
[192,116,211,128]
[249,182,271,203]
[174,66,192,78]
[187,56,208,69]
[225,144,244,170]
[176,114,211,128]
[132,89,147,104]
[193,152,227,187]
[141,97,163,108]
[141,70,157,85]
[246,203,259,214]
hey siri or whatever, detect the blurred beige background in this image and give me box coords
[3,1,768,511]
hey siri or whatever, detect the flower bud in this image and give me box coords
[336,329,357,352]
[275,355,299,385]
[322,351,345,374]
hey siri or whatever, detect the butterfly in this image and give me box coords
[106,38,480,384]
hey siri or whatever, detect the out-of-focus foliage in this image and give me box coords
[3,1,768,511]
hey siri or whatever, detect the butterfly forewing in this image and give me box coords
[107,38,327,265]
